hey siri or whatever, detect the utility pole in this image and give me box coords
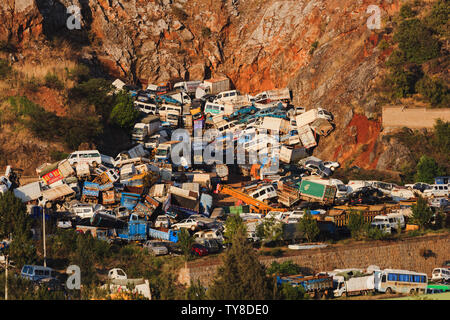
[5,233,11,301]
[43,205,46,268]
[5,255,8,300]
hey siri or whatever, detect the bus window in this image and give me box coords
[388,273,397,281]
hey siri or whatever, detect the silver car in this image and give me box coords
[144,240,169,256]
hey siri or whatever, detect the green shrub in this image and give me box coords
[415,76,449,107]
[22,77,41,92]
[50,150,69,161]
[67,64,90,83]
[425,0,450,35]
[44,72,64,90]
[393,18,441,64]
[399,3,416,19]
[267,261,302,276]
[109,91,140,130]
[383,67,422,99]
[309,41,319,55]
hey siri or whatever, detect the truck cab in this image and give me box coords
[131,123,149,142]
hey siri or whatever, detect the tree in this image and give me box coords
[109,91,140,130]
[177,229,195,261]
[411,196,433,230]
[414,155,444,184]
[296,210,319,243]
[394,18,441,64]
[71,233,98,286]
[256,216,284,246]
[347,212,367,240]
[223,214,247,245]
[433,119,450,155]
[0,191,36,265]
[68,78,114,121]
[207,228,272,300]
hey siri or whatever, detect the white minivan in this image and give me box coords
[249,185,278,203]
[431,268,450,283]
[423,184,449,197]
[372,213,405,231]
[67,150,101,167]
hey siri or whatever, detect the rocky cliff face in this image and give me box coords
[1,0,407,171]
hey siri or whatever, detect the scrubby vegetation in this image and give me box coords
[380,0,449,107]
[384,119,449,183]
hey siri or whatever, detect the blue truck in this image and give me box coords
[83,181,99,197]
[148,228,179,243]
[276,274,334,298]
[116,214,149,241]
[115,213,180,243]
[155,95,182,106]
[224,105,257,121]
[120,192,141,211]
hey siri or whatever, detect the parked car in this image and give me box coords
[143,240,169,256]
[323,161,340,171]
[172,218,205,231]
[154,215,171,228]
[347,186,385,205]
[304,160,332,177]
[405,182,432,194]
[191,243,209,257]
[108,268,127,280]
[194,238,221,253]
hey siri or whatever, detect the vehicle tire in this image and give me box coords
[386,287,392,294]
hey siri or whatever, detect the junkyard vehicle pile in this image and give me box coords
[0,77,447,263]
[2,76,449,251]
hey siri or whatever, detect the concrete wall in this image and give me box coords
[382,107,450,129]
[178,234,450,286]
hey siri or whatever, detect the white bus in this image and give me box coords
[431,268,450,283]
[374,269,428,294]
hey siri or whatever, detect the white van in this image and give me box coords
[158,104,182,120]
[243,134,278,153]
[70,203,96,219]
[370,221,392,234]
[372,213,405,231]
[249,185,278,203]
[134,100,157,115]
[431,268,450,283]
[216,120,241,136]
[67,150,101,167]
[204,102,235,117]
[423,184,449,197]
[213,90,241,104]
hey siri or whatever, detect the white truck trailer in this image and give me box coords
[334,274,375,297]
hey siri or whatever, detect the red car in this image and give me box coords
[191,244,208,257]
